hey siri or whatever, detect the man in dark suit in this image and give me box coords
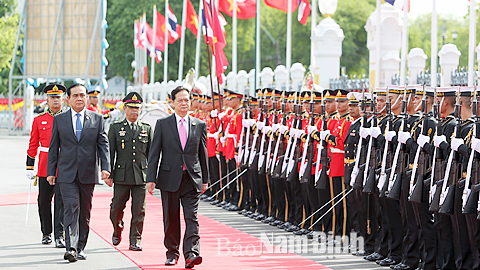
[106,92,152,251]
[47,83,110,262]
[147,86,208,269]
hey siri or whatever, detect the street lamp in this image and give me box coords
[318,0,338,17]
[124,52,134,95]
[452,30,458,43]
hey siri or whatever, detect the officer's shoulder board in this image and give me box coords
[138,120,151,126]
[35,111,47,118]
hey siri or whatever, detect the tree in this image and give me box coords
[0,0,19,95]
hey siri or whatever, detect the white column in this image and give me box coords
[431,0,438,87]
[290,63,306,92]
[313,17,344,89]
[273,66,287,90]
[407,48,427,85]
[438,44,461,87]
[261,67,275,89]
[226,71,236,90]
[237,70,249,95]
[468,0,476,86]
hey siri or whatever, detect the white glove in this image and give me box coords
[279,125,288,134]
[272,124,280,133]
[360,127,370,139]
[220,137,226,144]
[211,109,218,118]
[218,112,226,120]
[434,135,446,148]
[472,138,480,153]
[451,138,464,151]
[307,126,318,135]
[398,131,411,144]
[292,128,304,139]
[385,131,396,142]
[115,101,123,109]
[320,130,330,140]
[262,125,272,133]
[417,134,429,148]
[242,119,248,127]
[248,119,256,127]
[109,109,121,117]
[26,170,35,180]
[370,127,381,138]
[256,121,265,130]
[213,132,219,140]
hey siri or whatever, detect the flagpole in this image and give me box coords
[399,0,408,86]
[468,0,476,86]
[195,0,202,80]
[151,5,157,84]
[374,0,381,89]
[134,20,138,85]
[431,0,437,87]
[232,0,237,91]
[254,0,260,92]
[178,0,188,81]
[142,14,147,84]
[286,0,292,91]
[310,0,317,74]
[164,0,169,83]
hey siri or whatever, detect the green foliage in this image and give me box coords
[0,0,16,18]
[0,1,20,95]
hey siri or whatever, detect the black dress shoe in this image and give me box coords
[285,225,300,232]
[112,234,121,246]
[270,220,283,226]
[254,214,266,221]
[244,210,253,216]
[217,201,227,207]
[237,209,247,215]
[129,244,142,251]
[200,194,208,200]
[352,251,371,256]
[377,258,399,266]
[77,250,87,260]
[42,234,52,244]
[165,258,177,266]
[365,252,385,261]
[185,255,203,269]
[278,222,291,229]
[392,263,416,270]
[222,202,232,209]
[262,217,275,223]
[204,197,214,202]
[210,199,220,205]
[64,250,77,262]
[293,228,309,235]
[306,231,315,239]
[55,238,65,248]
[228,205,240,211]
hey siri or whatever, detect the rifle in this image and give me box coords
[265,91,283,173]
[439,86,462,215]
[409,83,429,203]
[352,85,369,189]
[237,88,250,167]
[315,90,329,189]
[270,90,288,177]
[464,83,480,215]
[280,91,299,179]
[260,90,278,173]
[257,89,271,173]
[299,90,316,183]
[363,88,379,194]
[248,90,265,166]
[386,85,409,200]
[284,92,304,179]
[379,87,393,197]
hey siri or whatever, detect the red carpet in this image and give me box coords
[1,191,330,270]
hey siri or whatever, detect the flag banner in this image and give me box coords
[167,4,180,40]
[139,19,163,63]
[203,0,229,83]
[186,0,199,37]
[156,9,182,44]
[297,0,310,25]
[264,0,298,13]
[385,0,410,12]
[219,0,256,19]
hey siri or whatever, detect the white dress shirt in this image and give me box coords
[175,113,189,139]
[71,108,86,132]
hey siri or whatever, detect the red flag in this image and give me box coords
[186,0,199,37]
[297,0,310,25]
[156,9,182,44]
[264,0,298,13]
[203,0,229,84]
[218,0,256,19]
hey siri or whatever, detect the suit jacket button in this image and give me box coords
[133,140,135,143]
[133,153,136,156]
[133,146,135,149]
[133,159,136,162]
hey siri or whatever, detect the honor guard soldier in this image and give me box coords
[106,92,153,251]
[26,84,65,247]
[87,87,121,119]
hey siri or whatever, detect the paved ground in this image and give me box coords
[0,135,384,269]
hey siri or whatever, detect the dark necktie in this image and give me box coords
[75,113,82,141]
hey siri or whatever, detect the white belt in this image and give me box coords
[207,134,217,138]
[330,148,344,154]
[39,146,49,152]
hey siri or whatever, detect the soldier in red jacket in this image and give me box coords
[26,84,65,247]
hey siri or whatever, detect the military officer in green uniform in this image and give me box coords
[105,92,153,251]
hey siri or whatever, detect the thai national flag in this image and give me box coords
[166,5,179,40]
[297,0,310,25]
[385,0,410,12]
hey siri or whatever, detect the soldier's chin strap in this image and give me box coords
[438,97,445,115]
[391,95,402,110]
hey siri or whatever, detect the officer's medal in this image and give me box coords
[119,127,126,137]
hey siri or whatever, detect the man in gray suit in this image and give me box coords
[47,83,110,262]
[147,86,208,269]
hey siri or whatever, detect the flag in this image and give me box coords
[203,0,229,84]
[134,21,145,50]
[156,9,182,44]
[166,4,180,40]
[385,0,410,12]
[138,18,163,63]
[218,0,256,19]
[186,0,199,37]
[297,0,310,25]
[264,0,298,13]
